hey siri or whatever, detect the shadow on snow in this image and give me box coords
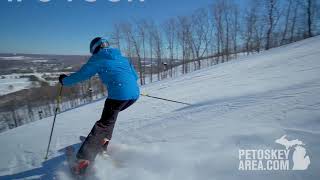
[0,143,81,180]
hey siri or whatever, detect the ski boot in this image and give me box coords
[76,122,111,165]
[71,159,91,176]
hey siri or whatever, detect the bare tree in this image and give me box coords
[289,0,299,42]
[212,0,237,62]
[224,4,231,61]
[110,23,122,50]
[242,1,258,54]
[241,0,265,53]
[231,3,240,58]
[177,16,192,74]
[136,19,149,85]
[279,0,301,44]
[151,24,163,81]
[119,22,144,85]
[265,0,280,50]
[212,0,225,62]
[146,20,156,83]
[163,18,177,77]
[281,0,293,45]
[190,8,212,69]
[254,16,266,52]
[302,0,317,37]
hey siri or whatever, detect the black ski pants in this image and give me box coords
[77,98,136,161]
[97,98,136,140]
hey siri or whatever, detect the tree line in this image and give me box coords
[108,0,319,85]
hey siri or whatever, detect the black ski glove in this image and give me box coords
[59,74,68,85]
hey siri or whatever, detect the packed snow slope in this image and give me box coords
[1,36,320,180]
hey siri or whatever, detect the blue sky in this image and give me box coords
[0,0,244,55]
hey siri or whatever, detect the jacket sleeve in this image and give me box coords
[130,62,139,81]
[62,57,99,86]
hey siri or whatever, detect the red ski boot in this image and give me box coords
[72,159,90,175]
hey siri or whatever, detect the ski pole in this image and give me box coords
[140,93,192,106]
[44,85,63,160]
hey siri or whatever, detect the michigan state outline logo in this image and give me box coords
[238,135,311,171]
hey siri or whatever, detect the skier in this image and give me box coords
[59,37,140,174]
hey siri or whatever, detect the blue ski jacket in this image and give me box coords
[62,48,140,100]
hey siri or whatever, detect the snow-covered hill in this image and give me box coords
[1,36,320,180]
